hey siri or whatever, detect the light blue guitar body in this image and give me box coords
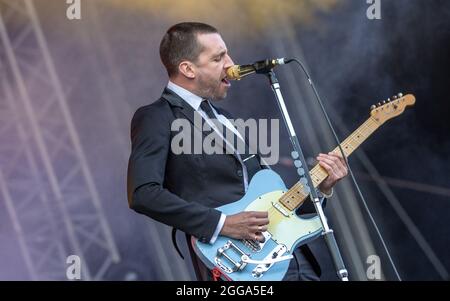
[192,169,324,281]
[191,93,417,280]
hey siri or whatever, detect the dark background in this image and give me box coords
[0,0,448,280]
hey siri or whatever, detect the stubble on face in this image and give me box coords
[192,33,231,101]
[196,71,227,100]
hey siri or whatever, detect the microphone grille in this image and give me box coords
[226,65,241,80]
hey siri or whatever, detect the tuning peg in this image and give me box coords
[397,93,403,97]
[392,95,397,100]
[377,102,381,107]
[370,105,376,110]
[382,101,386,104]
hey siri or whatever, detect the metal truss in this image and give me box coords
[0,0,120,280]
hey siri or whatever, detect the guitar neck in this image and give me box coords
[279,117,380,211]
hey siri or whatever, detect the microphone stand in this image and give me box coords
[265,70,349,281]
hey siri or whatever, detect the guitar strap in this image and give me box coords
[241,153,267,179]
[171,227,184,259]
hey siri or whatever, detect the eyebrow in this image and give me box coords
[212,50,227,59]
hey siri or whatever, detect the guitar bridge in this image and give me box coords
[215,240,249,274]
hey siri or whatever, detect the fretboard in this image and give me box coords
[279,117,380,211]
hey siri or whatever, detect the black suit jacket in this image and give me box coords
[127,88,323,276]
[127,88,266,243]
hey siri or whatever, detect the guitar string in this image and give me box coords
[268,115,386,214]
[266,119,378,218]
[262,119,380,227]
[278,128,367,209]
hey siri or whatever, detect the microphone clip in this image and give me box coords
[253,58,287,74]
[226,58,291,80]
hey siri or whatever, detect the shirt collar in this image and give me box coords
[167,81,203,111]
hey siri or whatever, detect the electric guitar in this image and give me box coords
[192,93,415,281]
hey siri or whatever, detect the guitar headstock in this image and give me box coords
[370,93,416,125]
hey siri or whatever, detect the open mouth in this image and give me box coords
[221,77,231,87]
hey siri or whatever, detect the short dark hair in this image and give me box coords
[159,22,218,77]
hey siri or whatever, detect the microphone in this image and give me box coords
[226,58,291,80]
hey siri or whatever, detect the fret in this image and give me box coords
[279,117,380,211]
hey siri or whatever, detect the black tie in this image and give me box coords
[200,100,262,180]
[200,100,237,154]
[199,99,216,120]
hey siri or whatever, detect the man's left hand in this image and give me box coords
[317,152,348,195]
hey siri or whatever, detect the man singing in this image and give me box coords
[127,22,348,280]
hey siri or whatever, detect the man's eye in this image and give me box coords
[214,58,221,62]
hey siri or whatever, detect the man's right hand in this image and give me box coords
[220,211,269,242]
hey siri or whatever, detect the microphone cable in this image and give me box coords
[286,58,402,281]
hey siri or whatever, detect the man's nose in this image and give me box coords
[224,54,235,69]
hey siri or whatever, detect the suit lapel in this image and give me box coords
[212,102,266,167]
[161,88,206,137]
[161,88,241,162]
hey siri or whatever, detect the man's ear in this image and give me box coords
[178,61,196,79]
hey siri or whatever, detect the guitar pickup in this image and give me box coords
[272,201,289,217]
[242,231,272,252]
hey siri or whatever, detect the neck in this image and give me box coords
[170,77,199,95]
[278,116,381,211]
